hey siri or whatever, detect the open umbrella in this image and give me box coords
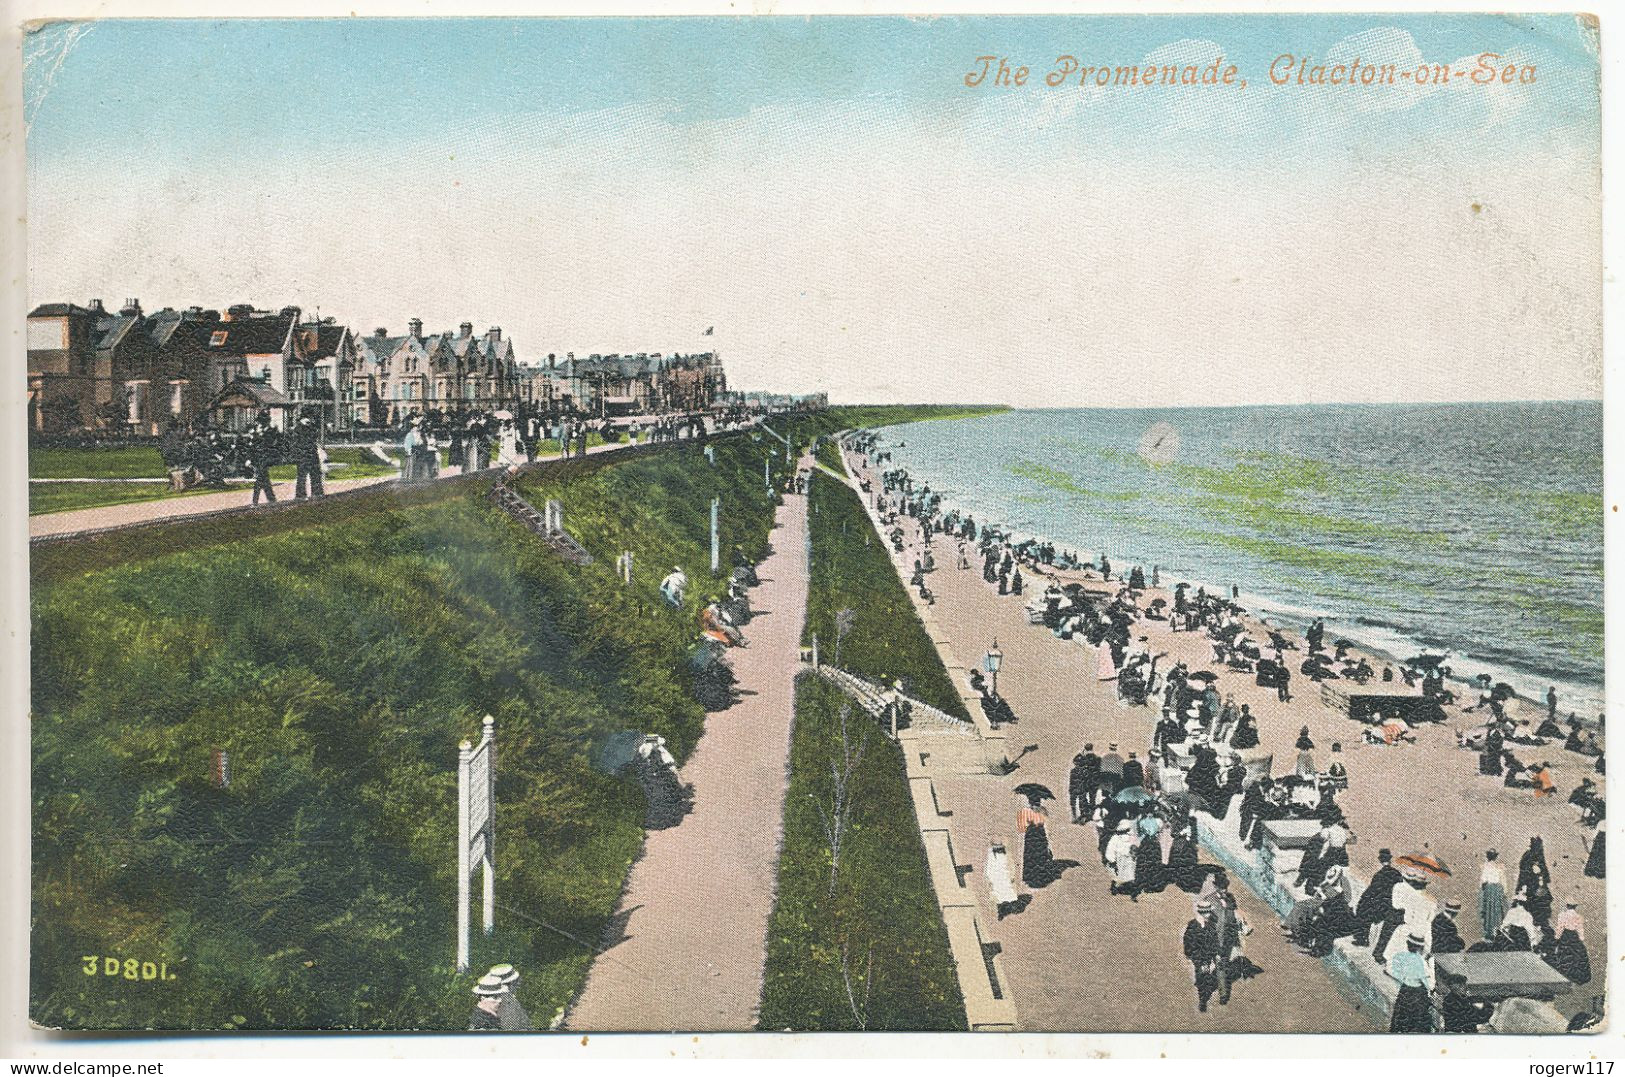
[1188,671,1220,684]
[1112,786,1155,805]
[1012,782,1056,801]
[1405,654,1448,670]
[1394,852,1452,879]
[1492,682,1518,701]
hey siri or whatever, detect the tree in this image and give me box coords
[812,701,867,897]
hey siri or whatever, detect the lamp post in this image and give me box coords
[985,639,1003,698]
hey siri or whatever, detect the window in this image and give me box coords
[124,381,146,424]
[169,381,186,415]
[210,330,229,347]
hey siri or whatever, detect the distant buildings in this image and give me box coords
[28,296,745,435]
[519,351,726,417]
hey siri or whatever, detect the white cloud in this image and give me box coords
[27,95,1600,407]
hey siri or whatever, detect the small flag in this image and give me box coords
[703,326,714,336]
[211,748,230,788]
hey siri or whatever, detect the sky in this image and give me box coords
[23,14,1603,406]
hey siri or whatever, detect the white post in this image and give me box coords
[481,715,495,937]
[812,633,819,668]
[710,497,720,574]
[764,457,771,491]
[456,737,472,973]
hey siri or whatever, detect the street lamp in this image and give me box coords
[985,640,1003,698]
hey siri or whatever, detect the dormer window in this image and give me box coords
[210,330,229,347]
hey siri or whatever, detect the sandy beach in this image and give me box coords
[841,439,1604,1030]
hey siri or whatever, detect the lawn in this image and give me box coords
[758,479,967,1030]
[799,474,969,718]
[28,481,224,517]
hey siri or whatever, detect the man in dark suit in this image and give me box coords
[291,411,323,500]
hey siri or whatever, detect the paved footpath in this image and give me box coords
[27,439,643,540]
[845,447,1375,1033]
[565,471,811,1032]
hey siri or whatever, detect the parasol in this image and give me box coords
[1013,782,1056,801]
[1188,671,1220,684]
[1112,786,1155,805]
[1405,654,1448,670]
[1394,852,1452,879]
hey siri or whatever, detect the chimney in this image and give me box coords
[374,327,388,338]
[408,318,423,338]
[486,326,501,342]
[88,298,105,313]
[548,352,556,371]
[459,322,473,338]
[120,298,141,317]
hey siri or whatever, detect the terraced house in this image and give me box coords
[350,319,521,425]
[26,299,356,435]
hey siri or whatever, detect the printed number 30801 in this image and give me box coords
[81,956,178,981]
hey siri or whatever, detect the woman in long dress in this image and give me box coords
[1478,849,1507,938]
[1104,822,1139,898]
[1547,903,1591,985]
[1388,935,1435,1033]
[1517,837,1554,928]
[1134,813,1167,894]
[1018,797,1061,888]
[986,841,1022,919]
[1585,824,1606,879]
[1294,726,1316,778]
[1096,640,1119,681]
[1166,812,1202,892]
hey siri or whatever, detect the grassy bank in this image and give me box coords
[799,473,968,718]
[760,676,963,1031]
[759,467,968,1031]
[30,405,994,1032]
[30,435,775,1030]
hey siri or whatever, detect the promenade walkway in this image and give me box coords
[842,447,1376,1033]
[27,438,643,541]
[564,467,811,1031]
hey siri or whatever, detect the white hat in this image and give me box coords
[488,964,519,984]
[472,973,507,996]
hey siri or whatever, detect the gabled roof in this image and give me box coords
[95,316,142,354]
[206,312,295,356]
[210,378,295,409]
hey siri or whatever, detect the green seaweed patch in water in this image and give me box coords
[1006,459,1138,501]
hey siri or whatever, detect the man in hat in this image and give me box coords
[1355,848,1403,949]
[1431,900,1467,955]
[1098,743,1125,799]
[468,972,507,1030]
[291,410,324,499]
[242,410,280,506]
[486,964,532,1030]
[1121,751,1145,790]
[1183,900,1224,1012]
[1069,746,1101,822]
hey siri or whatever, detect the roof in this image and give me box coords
[207,312,295,356]
[210,379,295,409]
[28,302,101,318]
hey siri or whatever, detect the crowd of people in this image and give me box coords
[841,428,1605,1034]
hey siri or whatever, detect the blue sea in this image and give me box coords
[876,401,1604,713]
